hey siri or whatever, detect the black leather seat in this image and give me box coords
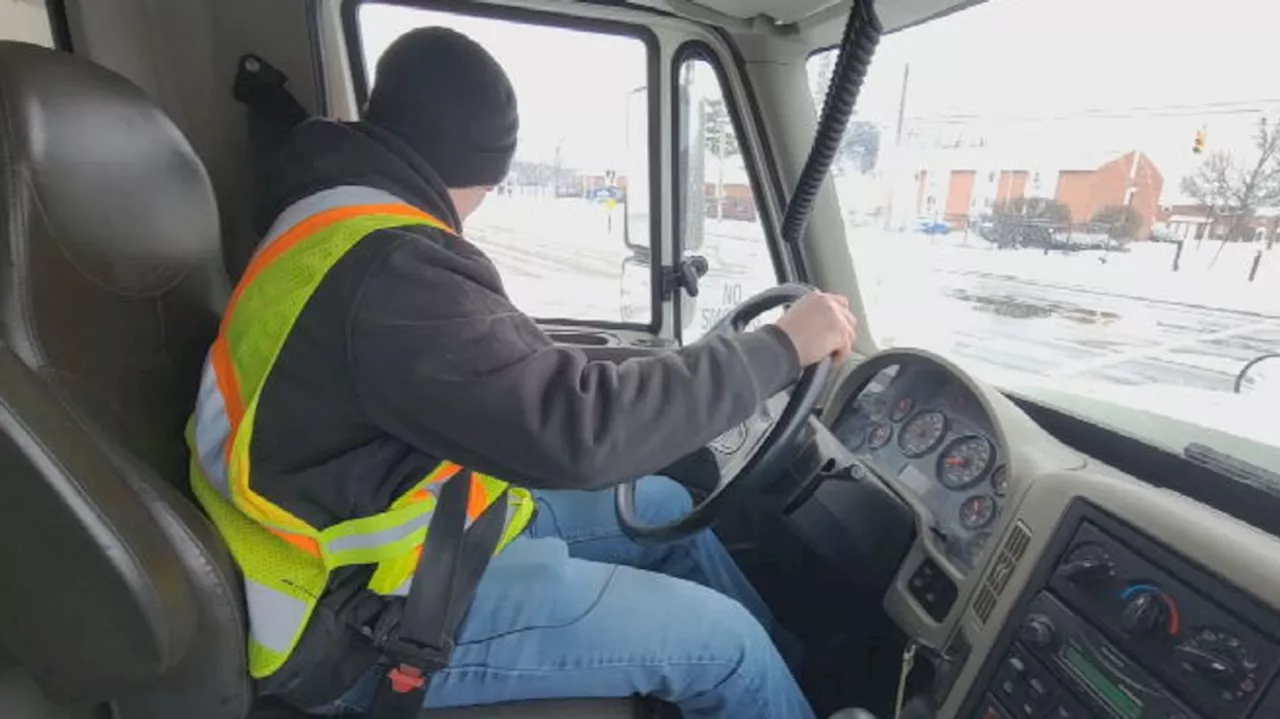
[0,41,652,719]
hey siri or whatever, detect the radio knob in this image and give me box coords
[1175,644,1238,685]
[1020,613,1057,649]
[1057,555,1115,585]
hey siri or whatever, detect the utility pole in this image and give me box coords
[894,63,910,148]
[885,62,911,231]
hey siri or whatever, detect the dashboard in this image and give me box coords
[791,348,1280,719]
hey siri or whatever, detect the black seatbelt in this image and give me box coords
[232,53,309,166]
[369,472,509,719]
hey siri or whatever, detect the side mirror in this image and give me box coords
[1235,353,1280,394]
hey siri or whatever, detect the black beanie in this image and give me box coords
[366,27,518,188]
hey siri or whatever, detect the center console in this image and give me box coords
[961,501,1280,719]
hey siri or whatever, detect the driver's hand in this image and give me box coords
[773,291,858,366]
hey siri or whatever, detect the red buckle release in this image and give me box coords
[387,664,426,694]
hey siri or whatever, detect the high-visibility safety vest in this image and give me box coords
[188,186,536,680]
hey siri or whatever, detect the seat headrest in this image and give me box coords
[0,41,226,481]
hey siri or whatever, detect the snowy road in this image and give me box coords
[464,197,1280,395]
[907,269,1280,394]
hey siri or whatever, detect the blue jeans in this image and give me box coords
[322,476,814,718]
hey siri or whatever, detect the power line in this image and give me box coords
[905,98,1280,125]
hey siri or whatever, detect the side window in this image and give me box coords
[676,55,778,342]
[0,0,54,46]
[355,4,651,324]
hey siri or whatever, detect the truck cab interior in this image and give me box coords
[3,1,1280,719]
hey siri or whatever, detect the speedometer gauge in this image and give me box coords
[899,410,947,457]
[937,435,995,489]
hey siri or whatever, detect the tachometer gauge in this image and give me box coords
[991,465,1009,497]
[938,435,995,489]
[899,410,947,457]
[868,423,893,449]
[890,396,914,422]
[959,494,997,530]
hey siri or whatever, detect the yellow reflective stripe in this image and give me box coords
[319,498,438,566]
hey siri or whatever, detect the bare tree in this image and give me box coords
[1181,117,1280,243]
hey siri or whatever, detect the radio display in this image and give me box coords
[1064,645,1143,719]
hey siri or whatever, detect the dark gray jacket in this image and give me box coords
[250,119,800,528]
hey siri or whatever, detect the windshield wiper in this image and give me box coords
[1184,443,1280,499]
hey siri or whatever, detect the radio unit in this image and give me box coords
[962,502,1280,719]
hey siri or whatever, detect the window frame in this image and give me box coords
[670,40,789,341]
[340,0,664,332]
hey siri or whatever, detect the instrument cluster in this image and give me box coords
[830,362,1008,575]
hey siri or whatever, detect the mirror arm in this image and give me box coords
[1234,352,1280,393]
[660,255,710,300]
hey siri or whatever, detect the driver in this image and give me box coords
[189,27,856,719]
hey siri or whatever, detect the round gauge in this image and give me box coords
[868,423,893,449]
[899,410,948,457]
[938,435,996,489]
[890,396,914,422]
[959,494,997,530]
[991,465,1009,497]
[839,421,867,452]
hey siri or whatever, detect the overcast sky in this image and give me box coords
[362,0,1280,204]
[844,0,1280,202]
[359,4,649,171]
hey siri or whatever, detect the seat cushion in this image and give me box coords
[249,696,659,719]
[419,698,650,718]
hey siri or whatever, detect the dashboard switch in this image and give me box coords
[908,557,957,621]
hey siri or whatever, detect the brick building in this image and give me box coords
[916,149,1164,237]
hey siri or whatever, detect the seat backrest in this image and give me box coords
[0,41,249,717]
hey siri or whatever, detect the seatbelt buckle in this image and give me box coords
[382,635,454,690]
[385,663,426,694]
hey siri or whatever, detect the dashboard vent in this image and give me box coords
[972,521,1032,624]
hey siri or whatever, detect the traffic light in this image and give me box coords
[1193,127,1207,154]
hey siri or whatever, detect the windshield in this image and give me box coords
[810,0,1280,467]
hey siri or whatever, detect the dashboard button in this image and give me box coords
[974,695,1012,719]
[1046,694,1086,719]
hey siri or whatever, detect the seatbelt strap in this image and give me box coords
[369,472,509,719]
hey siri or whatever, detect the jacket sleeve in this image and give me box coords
[347,232,801,490]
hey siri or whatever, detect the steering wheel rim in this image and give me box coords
[616,284,832,543]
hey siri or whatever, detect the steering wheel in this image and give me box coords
[616,284,833,542]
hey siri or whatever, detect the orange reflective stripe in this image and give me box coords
[271,528,322,557]
[466,473,490,522]
[210,337,245,428]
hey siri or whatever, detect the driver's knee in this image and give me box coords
[632,475,694,527]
